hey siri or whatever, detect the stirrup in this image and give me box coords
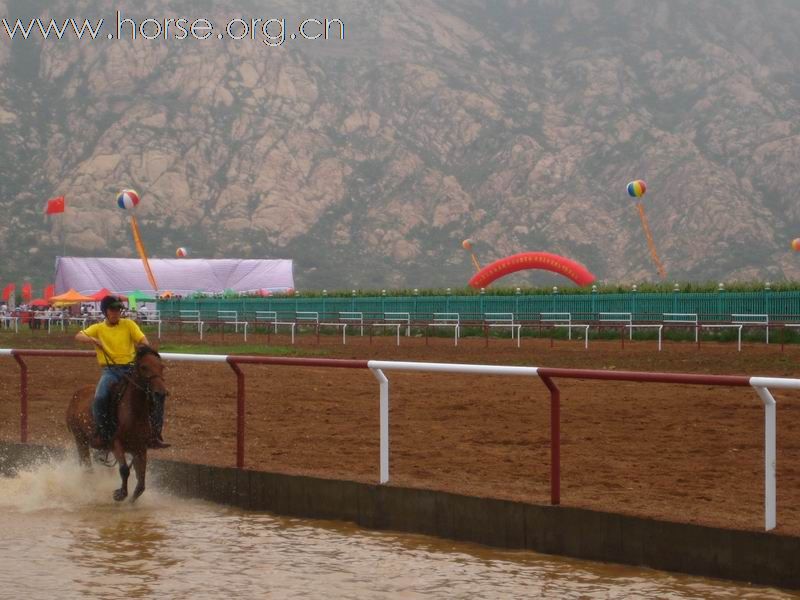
[93,449,115,467]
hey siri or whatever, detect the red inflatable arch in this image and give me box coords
[468,252,596,288]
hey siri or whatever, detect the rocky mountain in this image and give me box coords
[1,0,800,291]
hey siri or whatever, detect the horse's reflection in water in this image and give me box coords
[67,509,178,599]
[66,346,167,502]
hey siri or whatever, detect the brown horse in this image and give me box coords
[66,346,167,502]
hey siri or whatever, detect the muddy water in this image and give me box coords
[0,458,796,599]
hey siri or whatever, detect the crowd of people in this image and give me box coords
[0,302,152,330]
[0,303,69,329]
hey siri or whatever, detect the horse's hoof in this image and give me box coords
[132,487,145,502]
[113,489,128,502]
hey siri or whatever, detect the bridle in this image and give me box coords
[128,356,166,399]
[91,339,166,400]
[114,351,166,404]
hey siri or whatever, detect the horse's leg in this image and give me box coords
[131,450,147,502]
[111,441,129,502]
[74,434,91,469]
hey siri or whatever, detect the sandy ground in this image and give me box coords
[2,328,800,535]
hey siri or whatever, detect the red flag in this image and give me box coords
[2,283,15,302]
[21,282,32,302]
[43,284,55,299]
[45,196,65,214]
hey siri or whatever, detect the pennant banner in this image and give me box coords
[129,215,159,292]
[45,196,65,215]
[43,284,55,300]
[2,283,15,302]
[21,282,32,302]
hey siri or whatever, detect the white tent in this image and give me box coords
[54,257,294,296]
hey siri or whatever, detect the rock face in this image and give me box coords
[1,0,800,290]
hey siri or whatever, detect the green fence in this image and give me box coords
[156,291,800,323]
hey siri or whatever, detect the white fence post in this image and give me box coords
[370,367,390,484]
[752,384,777,531]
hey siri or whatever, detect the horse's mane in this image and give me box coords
[136,345,161,361]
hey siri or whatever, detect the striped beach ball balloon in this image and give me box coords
[116,189,140,210]
[626,180,647,198]
[792,238,800,252]
[176,247,188,258]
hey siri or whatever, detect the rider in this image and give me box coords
[75,295,170,449]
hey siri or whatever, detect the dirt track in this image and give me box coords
[2,329,800,535]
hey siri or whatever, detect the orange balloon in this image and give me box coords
[462,239,473,251]
[792,238,800,252]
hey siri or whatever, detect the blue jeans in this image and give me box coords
[92,365,132,440]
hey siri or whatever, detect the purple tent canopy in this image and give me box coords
[54,257,294,296]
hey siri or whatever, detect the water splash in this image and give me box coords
[0,455,164,512]
[0,456,117,511]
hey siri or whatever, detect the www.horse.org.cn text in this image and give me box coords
[1,12,346,47]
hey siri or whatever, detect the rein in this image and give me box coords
[82,324,164,397]
[124,358,164,396]
[103,346,164,396]
[90,343,149,393]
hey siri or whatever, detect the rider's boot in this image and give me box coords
[147,427,171,449]
[92,448,113,466]
[90,427,112,465]
[91,391,114,450]
[148,395,171,449]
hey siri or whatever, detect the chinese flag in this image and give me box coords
[43,284,55,299]
[45,196,65,214]
[21,282,32,302]
[2,283,15,301]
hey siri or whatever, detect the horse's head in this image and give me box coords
[135,345,167,401]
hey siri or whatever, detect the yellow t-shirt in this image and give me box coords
[83,319,146,365]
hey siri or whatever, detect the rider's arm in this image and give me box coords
[75,330,103,349]
[128,319,151,348]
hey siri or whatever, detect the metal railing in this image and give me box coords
[2,348,797,531]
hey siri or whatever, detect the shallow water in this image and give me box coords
[0,458,797,599]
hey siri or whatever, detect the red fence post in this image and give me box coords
[226,358,246,469]
[539,374,560,506]
[12,353,27,443]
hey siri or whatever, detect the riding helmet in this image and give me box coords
[100,295,125,314]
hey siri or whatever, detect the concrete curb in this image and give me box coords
[3,442,798,590]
